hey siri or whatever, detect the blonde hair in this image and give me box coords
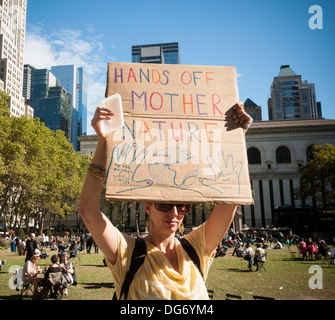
[30,254,40,262]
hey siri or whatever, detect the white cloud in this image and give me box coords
[24,24,108,134]
[237,73,244,83]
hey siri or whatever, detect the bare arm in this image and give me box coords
[79,107,119,264]
[205,102,252,255]
[205,204,237,255]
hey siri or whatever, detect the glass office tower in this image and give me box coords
[30,69,72,141]
[77,67,88,138]
[51,65,88,151]
[268,65,322,120]
[132,42,180,64]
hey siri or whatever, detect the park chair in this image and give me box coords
[13,267,34,298]
[72,250,84,265]
[289,251,298,259]
[257,252,267,271]
[207,289,214,300]
[322,253,330,264]
[21,282,34,298]
[39,271,68,300]
[329,256,335,268]
[226,293,242,300]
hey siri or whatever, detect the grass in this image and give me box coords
[0,245,334,301]
[206,249,335,300]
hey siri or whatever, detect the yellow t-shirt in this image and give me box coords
[106,223,215,300]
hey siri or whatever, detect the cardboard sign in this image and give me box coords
[104,62,253,205]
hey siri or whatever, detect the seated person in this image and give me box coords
[43,254,62,280]
[215,244,226,257]
[39,246,48,259]
[262,240,269,249]
[50,240,57,251]
[18,242,25,256]
[22,254,43,300]
[330,247,335,259]
[298,238,308,261]
[254,244,266,271]
[0,259,6,271]
[40,254,67,299]
[308,242,316,260]
[221,241,229,251]
[315,240,329,259]
[232,242,243,257]
[227,237,234,247]
[60,252,74,294]
[243,242,254,271]
[273,241,283,249]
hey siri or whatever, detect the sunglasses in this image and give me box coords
[154,203,190,215]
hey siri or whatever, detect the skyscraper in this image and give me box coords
[244,98,262,122]
[51,65,88,151]
[0,0,31,117]
[23,63,35,104]
[132,42,180,64]
[30,69,72,140]
[77,67,87,138]
[267,65,322,120]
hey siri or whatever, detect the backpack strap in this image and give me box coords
[179,237,204,279]
[114,237,147,300]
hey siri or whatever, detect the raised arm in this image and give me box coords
[205,102,252,255]
[205,204,237,255]
[79,107,119,264]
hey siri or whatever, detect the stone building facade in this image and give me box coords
[244,118,335,228]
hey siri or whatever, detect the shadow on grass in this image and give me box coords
[79,264,106,267]
[218,268,253,273]
[281,257,300,261]
[0,294,23,300]
[81,282,115,290]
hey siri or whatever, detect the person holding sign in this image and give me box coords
[79,102,252,300]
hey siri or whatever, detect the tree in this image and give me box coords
[16,228,26,240]
[0,90,91,234]
[296,144,335,211]
[0,90,12,231]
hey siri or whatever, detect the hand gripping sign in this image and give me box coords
[104,62,253,205]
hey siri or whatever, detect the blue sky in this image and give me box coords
[24,0,335,135]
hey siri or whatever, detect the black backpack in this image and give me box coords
[113,237,203,300]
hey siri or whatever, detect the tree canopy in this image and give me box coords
[297,144,335,211]
[0,90,92,234]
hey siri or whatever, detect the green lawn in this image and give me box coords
[1,245,334,300]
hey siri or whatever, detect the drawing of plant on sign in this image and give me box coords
[148,147,198,190]
[199,151,243,195]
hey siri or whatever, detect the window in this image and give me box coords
[280,80,299,86]
[276,146,291,163]
[247,147,261,164]
[306,144,316,161]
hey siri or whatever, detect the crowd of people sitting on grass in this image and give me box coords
[213,228,335,270]
[297,237,335,261]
